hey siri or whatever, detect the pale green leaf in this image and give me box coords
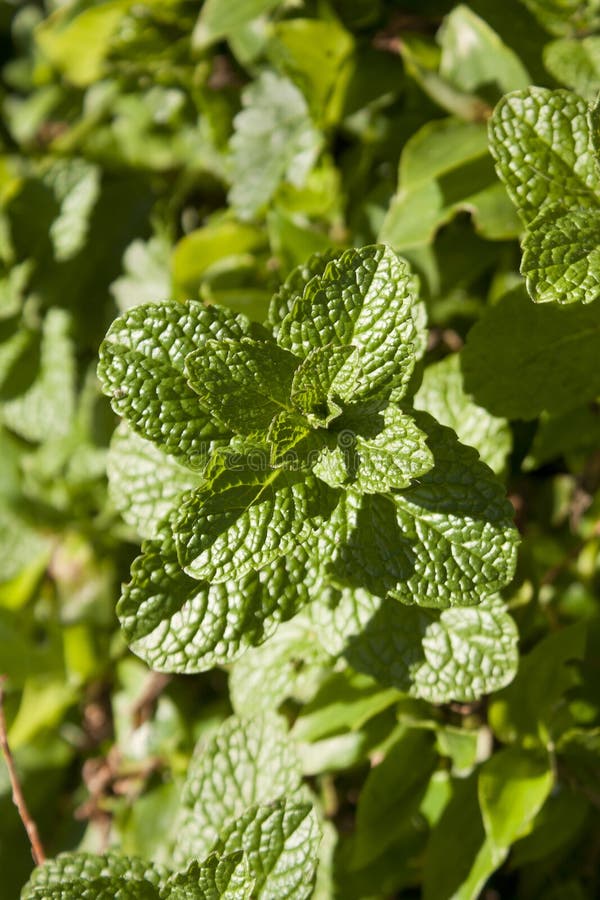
[277,245,425,401]
[111,235,172,312]
[228,71,322,218]
[439,5,530,97]
[517,0,600,36]
[193,0,281,49]
[107,423,202,540]
[488,87,599,226]
[21,852,166,900]
[3,308,75,443]
[478,747,554,854]
[462,287,600,418]
[118,537,314,672]
[174,714,302,865]
[47,159,100,262]
[174,459,337,582]
[521,204,600,305]
[229,618,330,717]
[211,801,321,900]
[544,36,600,100]
[98,301,264,463]
[353,406,434,492]
[380,119,520,249]
[185,337,299,434]
[414,354,511,473]
[162,853,253,900]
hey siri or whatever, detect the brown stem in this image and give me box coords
[0,676,46,866]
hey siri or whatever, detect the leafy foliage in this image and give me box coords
[1,2,600,900]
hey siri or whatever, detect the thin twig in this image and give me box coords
[0,676,46,866]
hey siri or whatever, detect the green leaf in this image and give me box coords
[22,852,166,900]
[185,337,299,434]
[517,0,600,36]
[544,36,600,101]
[228,71,322,219]
[211,800,321,900]
[118,537,314,672]
[46,159,101,262]
[98,301,264,463]
[478,747,554,855]
[438,5,530,97]
[111,235,172,312]
[461,286,600,419]
[229,618,330,717]
[290,343,358,424]
[267,411,325,469]
[2,309,75,443]
[269,249,337,336]
[162,853,253,900]
[414,354,512,473]
[107,424,201,540]
[193,0,282,49]
[488,87,599,226]
[174,459,336,582]
[521,204,600,305]
[353,406,434,492]
[277,245,426,401]
[174,713,303,865]
[380,119,520,250]
[342,594,519,703]
[351,728,437,868]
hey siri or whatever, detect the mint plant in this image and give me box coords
[97,244,518,689]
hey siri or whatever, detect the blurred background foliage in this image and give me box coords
[0,1,599,897]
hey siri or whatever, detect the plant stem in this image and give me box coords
[0,676,46,866]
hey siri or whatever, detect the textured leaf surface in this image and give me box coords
[277,245,425,401]
[290,343,358,423]
[489,88,599,226]
[98,302,262,462]
[213,801,321,900]
[521,204,600,305]
[185,337,299,434]
[22,852,165,900]
[118,537,313,672]
[174,714,302,865]
[229,618,330,717]
[107,424,201,540]
[414,354,511,473]
[314,590,518,702]
[269,250,336,336]
[228,71,322,218]
[353,406,434,492]
[175,460,336,581]
[462,287,600,418]
[162,853,253,900]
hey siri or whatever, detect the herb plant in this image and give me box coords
[2,2,600,899]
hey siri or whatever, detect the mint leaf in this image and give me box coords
[162,853,253,900]
[193,0,281,49]
[98,302,264,463]
[212,801,321,900]
[229,618,331,717]
[489,87,598,226]
[118,537,313,672]
[107,424,201,540]
[2,308,75,443]
[290,343,358,424]
[544,37,600,101]
[22,852,165,900]
[269,250,337,336]
[267,411,326,469]
[174,459,336,582]
[174,714,303,865]
[462,286,600,419]
[313,591,518,702]
[228,71,322,219]
[478,747,553,855]
[353,406,434,492]
[111,235,172,312]
[414,354,512,474]
[277,245,425,401]
[47,159,100,262]
[185,337,299,434]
